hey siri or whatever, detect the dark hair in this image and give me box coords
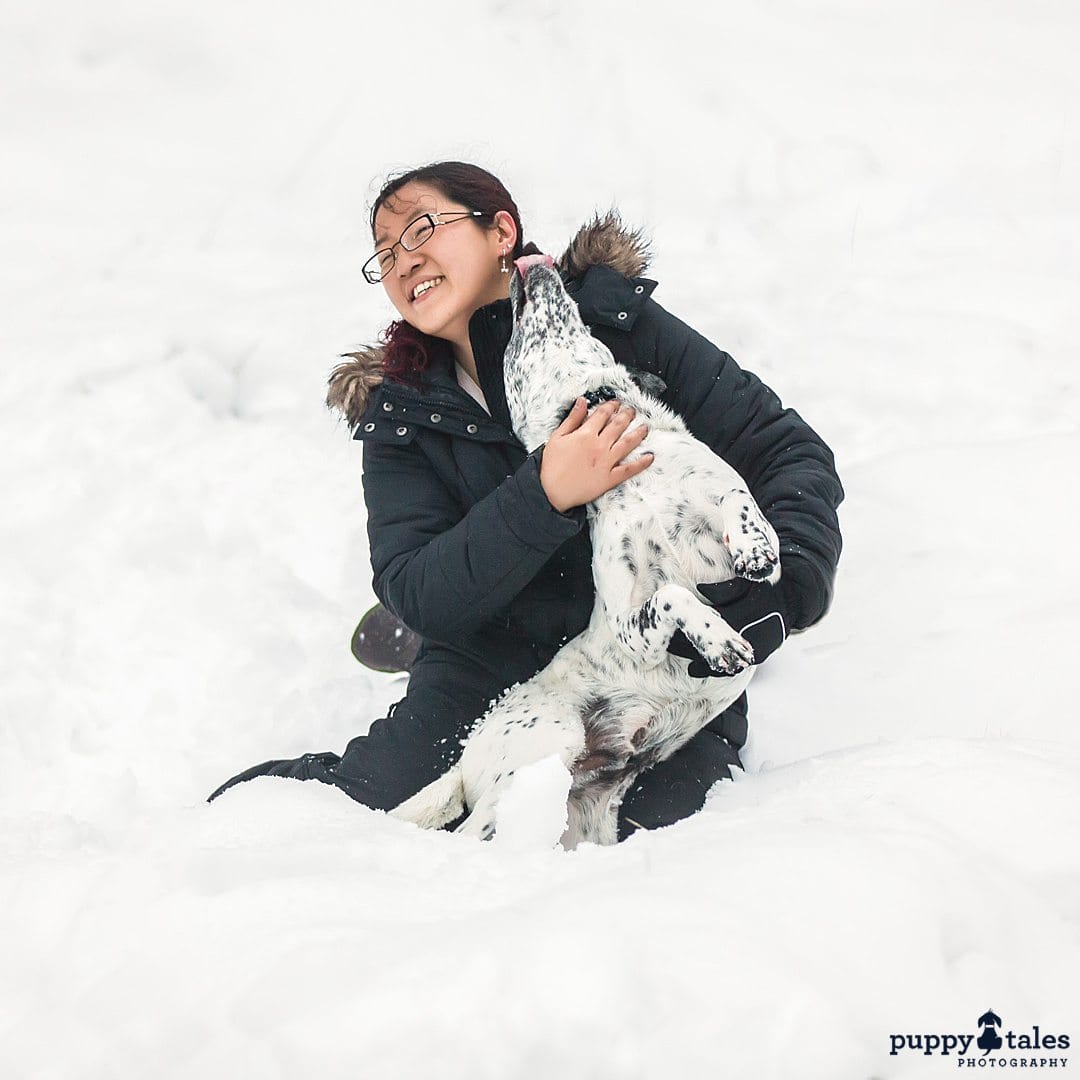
[367,161,541,383]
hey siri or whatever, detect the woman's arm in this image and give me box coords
[363,393,654,642]
[362,439,585,641]
[618,297,845,630]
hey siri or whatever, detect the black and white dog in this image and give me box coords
[391,255,780,846]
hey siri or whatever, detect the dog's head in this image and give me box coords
[505,256,636,451]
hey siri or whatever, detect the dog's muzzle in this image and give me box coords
[510,253,557,321]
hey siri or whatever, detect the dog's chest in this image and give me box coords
[592,435,738,585]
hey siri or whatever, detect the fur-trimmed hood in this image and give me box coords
[326,209,653,428]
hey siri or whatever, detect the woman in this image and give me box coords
[209,161,844,840]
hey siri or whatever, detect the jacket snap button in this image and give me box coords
[430,413,442,423]
[634,285,644,294]
[382,402,393,412]
[466,423,478,434]
[363,422,375,432]
[617,311,628,320]
[396,425,408,436]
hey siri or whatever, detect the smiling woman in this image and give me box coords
[206,160,844,842]
[363,165,543,388]
[371,189,513,383]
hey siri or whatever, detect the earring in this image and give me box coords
[499,249,509,274]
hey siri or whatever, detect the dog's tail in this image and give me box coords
[390,765,467,830]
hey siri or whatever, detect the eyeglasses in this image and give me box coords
[363,210,489,284]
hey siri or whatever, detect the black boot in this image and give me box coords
[350,603,422,673]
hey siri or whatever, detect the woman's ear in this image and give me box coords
[493,209,518,252]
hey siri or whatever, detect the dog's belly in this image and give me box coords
[457,617,753,811]
[593,432,762,593]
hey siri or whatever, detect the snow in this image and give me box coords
[2,0,1079,1077]
[491,754,571,850]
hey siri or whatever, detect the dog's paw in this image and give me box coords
[684,626,755,676]
[724,501,780,583]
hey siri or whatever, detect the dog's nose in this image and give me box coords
[514,253,554,277]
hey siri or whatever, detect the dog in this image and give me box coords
[391,254,780,847]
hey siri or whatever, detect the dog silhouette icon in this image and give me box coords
[977,1009,1003,1053]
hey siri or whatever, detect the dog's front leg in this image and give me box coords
[607,583,755,673]
[709,486,781,583]
[591,517,755,673]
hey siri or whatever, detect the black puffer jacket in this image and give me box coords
[335,217,844,706]
[207,214,845,814]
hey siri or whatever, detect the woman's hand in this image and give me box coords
[539,398,653,513]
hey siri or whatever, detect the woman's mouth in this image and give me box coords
[411,276,445,304]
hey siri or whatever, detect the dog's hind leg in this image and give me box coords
[449,696,588,843]
[564,786,620,847]
[565,767,643,847]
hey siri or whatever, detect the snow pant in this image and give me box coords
[207,649,746,840]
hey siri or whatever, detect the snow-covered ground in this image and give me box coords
[3,2,1078,1077]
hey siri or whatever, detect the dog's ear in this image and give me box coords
[626,368,667,399]
[509,267,526,321]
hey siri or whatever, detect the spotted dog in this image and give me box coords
[391,254,780,847]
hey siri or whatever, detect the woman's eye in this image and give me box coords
[377,251,395,270]
[408,220,434,245]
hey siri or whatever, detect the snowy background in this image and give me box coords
[3,1,1079,1077]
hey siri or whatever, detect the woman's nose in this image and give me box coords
[397,248,424,278]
